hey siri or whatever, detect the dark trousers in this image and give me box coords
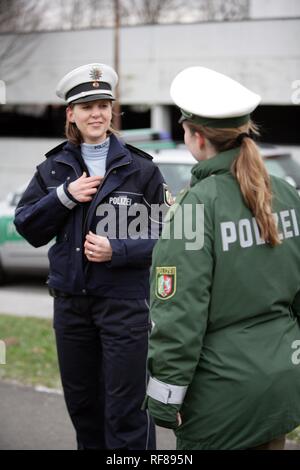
[53,295,156,450]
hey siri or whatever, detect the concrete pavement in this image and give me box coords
[1,381,299,450]
[0,380,176,450]
[0,381,74,450]
[0,285,52,318]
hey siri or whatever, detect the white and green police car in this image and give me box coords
[0,186,49,284]
[152,145,300,196]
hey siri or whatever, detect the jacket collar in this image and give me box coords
[52,134,132,174]
[105,133,132,170]
[190,147,241,187]
[53,141,83,175]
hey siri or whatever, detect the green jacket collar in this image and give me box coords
[190,147,240,187]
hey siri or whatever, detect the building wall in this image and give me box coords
[250,0,300,19]
[1,18,299,106]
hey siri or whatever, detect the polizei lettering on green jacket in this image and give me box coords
[221,208,299,251]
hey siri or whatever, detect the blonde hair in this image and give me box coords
[187,120,281,247]
[65,102,118,145]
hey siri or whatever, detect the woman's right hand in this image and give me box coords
[68,172,103,203]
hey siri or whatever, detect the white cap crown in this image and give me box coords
[56,63,118,104]
[170,66,261,126]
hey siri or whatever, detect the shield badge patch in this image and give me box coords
[163,184,175,207]
[156,267,177,300]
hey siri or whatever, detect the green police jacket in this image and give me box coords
[146,147,300,450]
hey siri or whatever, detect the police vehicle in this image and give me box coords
[0,186,50,283]
[0,146,299,284]
[152,145,300,196]
[121,128,176,151]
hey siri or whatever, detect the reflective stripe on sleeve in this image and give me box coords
[56,184,77,210]
[147,376,188,405]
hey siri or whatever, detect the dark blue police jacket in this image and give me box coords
[14,134,167,299]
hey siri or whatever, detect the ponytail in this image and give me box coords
[187,121,281,247]
[231,136,281,246]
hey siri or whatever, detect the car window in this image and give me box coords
[263,160,286,178]
[157,163,193,195]
[264,156,300,188]
[157,154,300,197]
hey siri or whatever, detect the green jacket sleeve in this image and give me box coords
[292,289,300,321]
[146,189,214,428]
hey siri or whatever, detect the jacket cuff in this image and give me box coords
[63,181,80,204]
[144,396,180,429]
[56,183,77,210]
[107,238,127,267]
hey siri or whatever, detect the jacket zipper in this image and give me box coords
[83,157,131,233]
[82,158,131,276]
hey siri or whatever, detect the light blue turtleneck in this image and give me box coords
[81,137,110,176]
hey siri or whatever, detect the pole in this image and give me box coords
[113,0,121,130]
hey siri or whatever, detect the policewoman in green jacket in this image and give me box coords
[145,66,300,450]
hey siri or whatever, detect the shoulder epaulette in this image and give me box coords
[125,143,153,160]
[45,141,68,159]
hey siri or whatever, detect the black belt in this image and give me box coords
[48,287,71,298]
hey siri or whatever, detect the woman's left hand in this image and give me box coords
[84,231,113,263]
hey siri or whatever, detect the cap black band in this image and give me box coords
[66,81,111,100]
[179,109,250,129]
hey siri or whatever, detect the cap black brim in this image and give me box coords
[70,94,115,104]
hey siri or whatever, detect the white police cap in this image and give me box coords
[170,66,261,128]
[56,63,118,104]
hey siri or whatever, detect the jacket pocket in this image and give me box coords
[48,241,69,282]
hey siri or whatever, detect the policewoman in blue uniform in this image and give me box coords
[14,63,168,450]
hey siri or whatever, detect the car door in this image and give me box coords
[0,190,50,273]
